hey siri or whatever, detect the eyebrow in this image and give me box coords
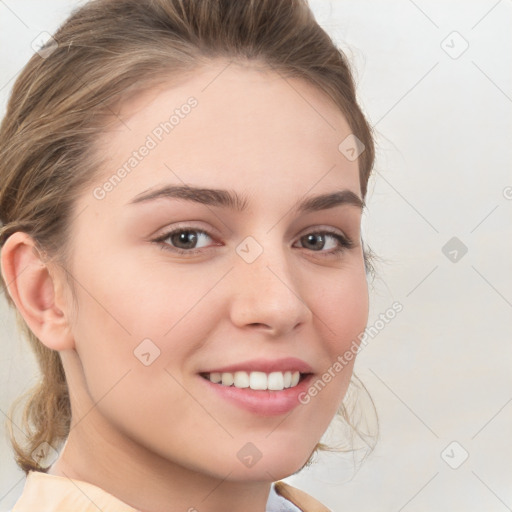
[128,185,364,213]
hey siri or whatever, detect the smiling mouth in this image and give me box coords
[200,371,310,391]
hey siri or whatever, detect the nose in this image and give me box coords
[228,238,313,337]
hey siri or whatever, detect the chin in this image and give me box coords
[222,442,317,482]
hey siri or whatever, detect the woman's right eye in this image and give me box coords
[153,228,215,255]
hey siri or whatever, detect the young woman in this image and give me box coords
[0,1,376,510]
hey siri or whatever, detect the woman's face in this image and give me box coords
[64,60,368,480]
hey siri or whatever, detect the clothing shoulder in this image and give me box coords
[11,471,138,512]
[11,471,332,512]
[273,481,333,512]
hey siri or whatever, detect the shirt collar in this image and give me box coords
[11,471,303,512]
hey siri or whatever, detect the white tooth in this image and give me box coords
[233,371,249,388]
[249,371,268,390]
[209,372,222,384]
[268,372,284,391]
[291,371,300,387]
[221,373,234,386]
[283,371,292,388]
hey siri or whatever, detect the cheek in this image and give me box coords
[313,264,369,353]
[295,264,368,418]
[68,255,221,395]
[71,246,208,338]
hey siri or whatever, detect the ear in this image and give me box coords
[0,231,75,351]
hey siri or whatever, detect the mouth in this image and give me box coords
[200,370,310,391]
[197,357,314,416]
[198,369,314,416]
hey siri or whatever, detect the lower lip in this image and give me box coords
[198,374,314,416]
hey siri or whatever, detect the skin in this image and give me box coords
[1,60,368,512]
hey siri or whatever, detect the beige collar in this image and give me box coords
[12,471,331,512]
[274,481,332,512]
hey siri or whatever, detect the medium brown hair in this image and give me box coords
[0,0,376,474]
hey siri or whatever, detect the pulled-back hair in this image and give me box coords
[0,0,376,474]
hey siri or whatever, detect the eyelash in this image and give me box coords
[152,226,354,258]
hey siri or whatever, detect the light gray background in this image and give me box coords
[1,1,511,511]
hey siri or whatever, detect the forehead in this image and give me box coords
[84,60,361,213]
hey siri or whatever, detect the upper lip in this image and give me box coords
[200,357,313,374]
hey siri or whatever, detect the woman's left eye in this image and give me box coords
[153,227,353,257]
[295,231,353,255]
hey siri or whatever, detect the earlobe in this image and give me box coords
[0,231,75,351]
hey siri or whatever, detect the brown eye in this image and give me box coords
[296,230,353,256]
[154,228,214,254]
[169,230,199,250]
[300,233,329,251]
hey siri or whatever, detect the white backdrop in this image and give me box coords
[1,1,511,511]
